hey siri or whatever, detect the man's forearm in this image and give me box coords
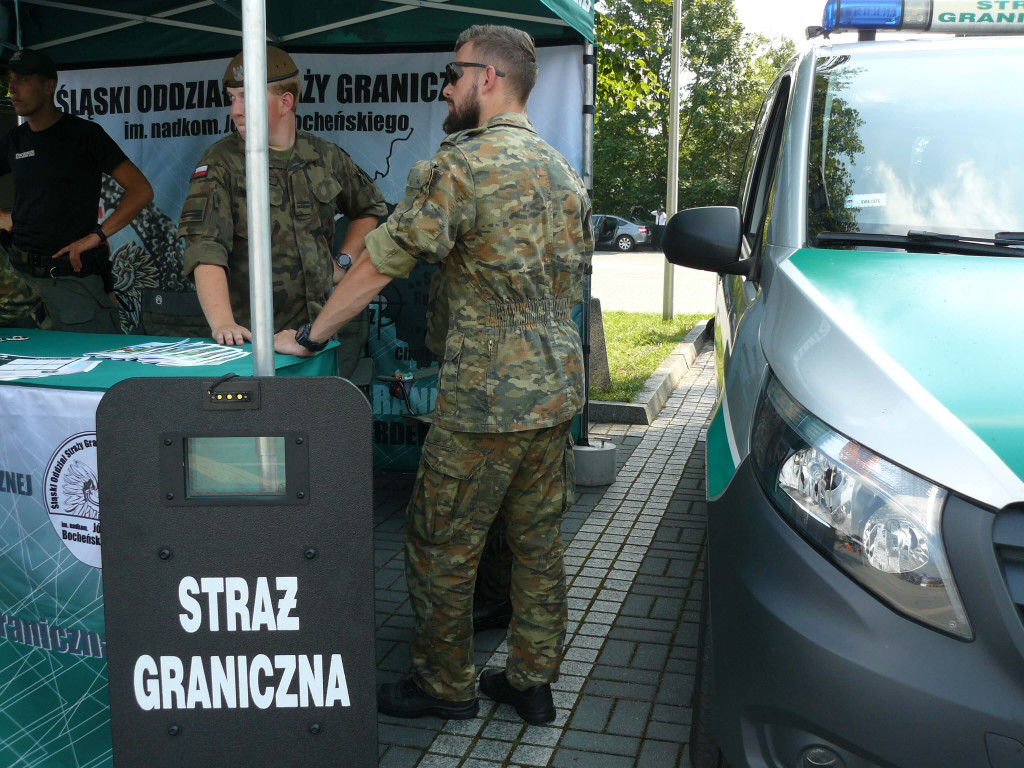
[337,216,377,259]
[309,255,392,343]
[194,264,236,328]
[102,160,155,238]
[101,188,152,238]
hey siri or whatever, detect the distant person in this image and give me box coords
[178,46,387,376]
[0,48,154,333]
[275,24,591,724]
[651,207,667,250]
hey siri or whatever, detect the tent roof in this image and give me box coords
[1,0,593,66]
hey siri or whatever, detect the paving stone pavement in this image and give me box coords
[373,344,717,768]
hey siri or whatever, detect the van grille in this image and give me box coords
[993,509,1024,626]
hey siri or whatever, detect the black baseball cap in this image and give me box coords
[6,49,58,80]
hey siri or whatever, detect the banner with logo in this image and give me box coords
[0,385,111,767]
[60,45,584,472]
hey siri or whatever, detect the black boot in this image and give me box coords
[478,669,555,724]
[473,597,513,633]
[377,676,479,720]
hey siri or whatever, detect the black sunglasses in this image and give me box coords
[446,61,506,85]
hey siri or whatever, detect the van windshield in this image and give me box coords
[807,46,1024,244]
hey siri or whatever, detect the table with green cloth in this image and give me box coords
[0,329,335,768]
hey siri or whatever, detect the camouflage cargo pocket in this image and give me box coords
[396,161,441,240]
[410,437,483,545]
[177,193,214,238]
[309,174,342,228]
[434,331,464,417]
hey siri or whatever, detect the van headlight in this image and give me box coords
[751,374,972,640]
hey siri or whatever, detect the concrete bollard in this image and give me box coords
[573,439,617,486]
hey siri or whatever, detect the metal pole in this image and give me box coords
[14,1,24,127]
[241,0,275,376]
[579,42,596,448]
[662,0,682,321]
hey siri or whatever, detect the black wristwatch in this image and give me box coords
[93,225,108,243]
[335,251,353,269]
[295,322,328,352]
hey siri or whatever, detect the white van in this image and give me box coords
[663,3,1024,767]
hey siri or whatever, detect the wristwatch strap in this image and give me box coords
[295,322,328,352]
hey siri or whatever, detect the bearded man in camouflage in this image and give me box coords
[275,25,592,724]
[178,47,387,374]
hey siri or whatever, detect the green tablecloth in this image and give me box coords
[0,329,336,389]
[0,330,337,768]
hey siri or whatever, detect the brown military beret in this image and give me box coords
[223,46,299,87]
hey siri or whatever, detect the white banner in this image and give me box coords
[61,46,585,249]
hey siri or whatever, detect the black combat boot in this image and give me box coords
[473,597,513,632]
[478,669,556,724]
[377,676,479,720]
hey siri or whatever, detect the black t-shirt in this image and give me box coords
[0,114,128,254]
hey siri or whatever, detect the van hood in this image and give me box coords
[761,247,1024,509]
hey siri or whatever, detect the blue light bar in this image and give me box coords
[822,0,903,32]
[821,0,1024,34]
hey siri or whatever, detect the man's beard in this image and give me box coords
[442,89,481,134]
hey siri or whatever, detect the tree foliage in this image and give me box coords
[593,0,795,220]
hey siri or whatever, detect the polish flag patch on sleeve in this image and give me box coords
[191,165,209,180]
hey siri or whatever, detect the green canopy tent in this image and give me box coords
[0,2,595,766]
[0,0,593,60]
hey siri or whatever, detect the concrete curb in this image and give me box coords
[588,318,713,425]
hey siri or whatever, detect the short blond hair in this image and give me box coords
[269,75,300,106]
[455,25,537,104]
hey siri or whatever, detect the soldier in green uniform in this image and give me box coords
[178,47,388,376]
[275,25,592,724]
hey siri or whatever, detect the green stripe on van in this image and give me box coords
[707,404,738,499]
[789,248,1024,483]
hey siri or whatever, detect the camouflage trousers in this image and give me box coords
[406,420,575,701]
[0,247,51,329]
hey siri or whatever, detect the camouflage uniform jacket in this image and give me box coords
[178,131,388,332]
[366,112,593,433]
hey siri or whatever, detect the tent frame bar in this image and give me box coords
[10,0,279,48]
[9,0,570,53]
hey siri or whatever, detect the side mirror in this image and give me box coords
[662,206,746,275]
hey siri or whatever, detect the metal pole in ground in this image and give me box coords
[574,42,616,485]
[662,0,682,321]
[579,41,595,449]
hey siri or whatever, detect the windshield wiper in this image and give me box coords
[815,230,1024,258]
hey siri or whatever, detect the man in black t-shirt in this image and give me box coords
[0,49,153,333]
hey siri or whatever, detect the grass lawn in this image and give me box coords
[590,311,712,402]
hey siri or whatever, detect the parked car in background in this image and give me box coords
[593,214,650,251]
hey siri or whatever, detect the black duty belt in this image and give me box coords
[10,246,109,280]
